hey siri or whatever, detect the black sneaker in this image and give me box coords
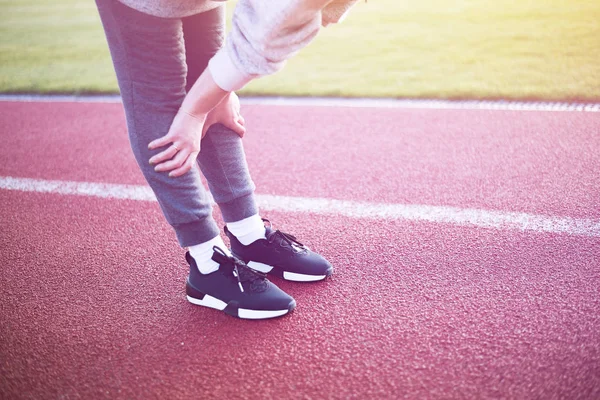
[225,219,333,282]
[185,246,296,319]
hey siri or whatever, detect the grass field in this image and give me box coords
[1,0,599,100]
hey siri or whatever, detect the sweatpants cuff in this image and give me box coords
[218,192,259,223]
[173,217,221,247]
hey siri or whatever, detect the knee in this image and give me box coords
[204,123,242,144]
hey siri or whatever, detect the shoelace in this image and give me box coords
[263,219,305,250]
[212,246,266,293]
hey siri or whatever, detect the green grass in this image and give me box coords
[1,0,599,100]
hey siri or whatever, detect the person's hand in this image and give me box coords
[148,110,206,178]
[202,92,246,138]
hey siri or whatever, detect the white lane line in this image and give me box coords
[1,94,599,112]
[2,176,599,238]
[0,176,156,201]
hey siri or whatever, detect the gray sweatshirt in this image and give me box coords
[117,0,359,91]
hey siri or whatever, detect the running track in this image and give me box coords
[1,99,599,399]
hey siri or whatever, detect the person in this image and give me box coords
[95,0,359,319]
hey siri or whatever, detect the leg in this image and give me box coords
[96,0,219,247]
[182,8,260,225]
[181,7,332,282]
[96,1,296,319]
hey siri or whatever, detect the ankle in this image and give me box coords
[226,214,266,246]
[189,236,231,274]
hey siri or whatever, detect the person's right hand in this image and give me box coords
[202,92,246,138]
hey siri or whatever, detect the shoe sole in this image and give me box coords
[245,260,333,282]
[185,279,295,320]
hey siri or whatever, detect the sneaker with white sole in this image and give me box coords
[185,246,296,319]
[225,219,333,282]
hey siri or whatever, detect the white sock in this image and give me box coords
[188,235,231,274]
[227,214,266,246]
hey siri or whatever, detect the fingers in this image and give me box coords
[235,114,246,137]
[154,148,190,173]
[168,152,199,178]
[204,115,246,138]
[233,120,246,138]
[149,145,178,166]
[200,91,246,139]
[148,134,173,150]
[221,116,246,138]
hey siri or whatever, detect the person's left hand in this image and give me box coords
[148,92,246,178]
[148,110,206,178]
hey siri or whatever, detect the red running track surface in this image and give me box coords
[1,101,599,399]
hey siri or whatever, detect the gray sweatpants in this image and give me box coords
[96,0,258,247]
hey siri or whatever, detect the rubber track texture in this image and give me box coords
[1,101,599,399]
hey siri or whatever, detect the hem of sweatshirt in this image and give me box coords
[208,47,256,92]
[117,0,221,18]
